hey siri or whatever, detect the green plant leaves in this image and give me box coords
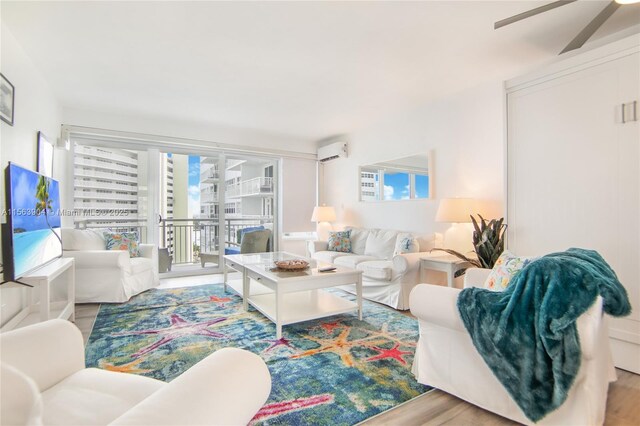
[430,248,482,268]
[471,214,506,269]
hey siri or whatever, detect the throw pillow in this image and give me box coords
[327,230,352,253]
[364,229,398,259]
[483,250,537,291]
[345,227,370,255]
[104,231,141,258]
[394,233,420,255]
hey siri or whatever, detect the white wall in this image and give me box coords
[0,25,63,326]
[321,82,505,237]
[281,158,317,233]
[63,107,317,155]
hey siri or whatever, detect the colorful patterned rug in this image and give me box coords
[86,284,430,425]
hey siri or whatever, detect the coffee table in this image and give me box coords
[223,252,363,338]
[223,252,309,293]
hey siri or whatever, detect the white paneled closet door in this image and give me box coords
[507,38,639,373]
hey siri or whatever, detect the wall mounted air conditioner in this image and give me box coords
[317,141,347,162]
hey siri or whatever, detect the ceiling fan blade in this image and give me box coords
[494,1,577,29]
[560,1,621,54]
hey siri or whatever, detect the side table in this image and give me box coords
[420,255,474,288]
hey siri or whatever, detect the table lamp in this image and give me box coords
[435,198,475,254]
[311,205,336,241]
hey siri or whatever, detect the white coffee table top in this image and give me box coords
[245,262,359,282]
[224,251,309,265]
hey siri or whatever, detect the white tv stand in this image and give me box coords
[1,257,75,331]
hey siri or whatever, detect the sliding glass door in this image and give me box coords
[155,151,225,274]
[72,144,149,244]
[222,156,276,255]
[72,140,279,277]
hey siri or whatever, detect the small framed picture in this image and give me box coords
[37,131,54,177]
[0,73,15,126]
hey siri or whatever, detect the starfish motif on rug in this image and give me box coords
[359,322,416,347]
[366,343,412,365]
[112,313,227,358]
[98,357,151,374]
[291,328,386,367]
[250,393,334,425]
[209,295,233,307]
[319,320,342,334]
[264,337,294,352]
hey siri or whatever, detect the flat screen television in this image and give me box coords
[2,162,62,282]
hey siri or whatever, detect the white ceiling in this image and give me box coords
[2,1,639,140]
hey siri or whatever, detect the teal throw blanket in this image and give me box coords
[457,248,631,422]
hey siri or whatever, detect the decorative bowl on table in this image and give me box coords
[273,259,309,271]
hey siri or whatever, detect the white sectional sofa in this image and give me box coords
[308,227,443,310]
[61,229,159,303]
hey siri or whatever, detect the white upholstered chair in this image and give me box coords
[410,268,617,425]
[0,319,272,426]
[61,228,159,303]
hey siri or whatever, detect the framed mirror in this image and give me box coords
[359,152,432,202]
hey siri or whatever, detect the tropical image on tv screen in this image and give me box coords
[9,163,62,278]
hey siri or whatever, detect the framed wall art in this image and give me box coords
[37,131,54,177]
[0,73,15,126]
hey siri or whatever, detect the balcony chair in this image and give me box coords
[410,268,617,425]
[223,227,272,256]
[61,228,159,303]
[0,319,271,426]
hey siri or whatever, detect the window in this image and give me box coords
[383,172,410,200]
[415,174,429,199]
[359,153,432,201]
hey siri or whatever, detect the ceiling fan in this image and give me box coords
[495,0,639,54]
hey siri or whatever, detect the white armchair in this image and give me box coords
[0,319,271,426]
[409,268,617,425]
[61,229,159,303]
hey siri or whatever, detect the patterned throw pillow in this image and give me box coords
[104,231,141,258]
[484,250,537,291]
[394,233,420,256]
[327,230,352,253]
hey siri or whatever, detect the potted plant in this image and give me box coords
[434,215,507,269]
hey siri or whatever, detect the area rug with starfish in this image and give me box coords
[85,284,430,425]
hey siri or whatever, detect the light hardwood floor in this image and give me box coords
[362,368,640,425]
[75,278,640,426]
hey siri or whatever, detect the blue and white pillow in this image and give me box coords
[394,233,420,255]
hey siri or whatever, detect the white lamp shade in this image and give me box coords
[311,206,336,222]
[435,198,475,223]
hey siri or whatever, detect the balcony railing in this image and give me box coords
[74,158,138,175]
[74,168,138,184]
[223,216,272,247]
[75,145,138,166]
[159,217,272,265]
[226,177,273,198]
[74,190,138,201]
[79,217,272,267]
[74,179,137,193]
[200,169,220,181]
[201,191,218,204]
[79,218,148,244]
